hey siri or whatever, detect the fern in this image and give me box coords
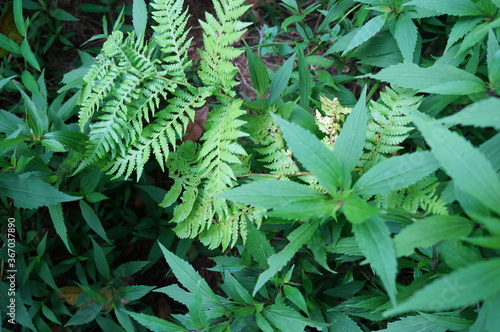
[359,87,448,215]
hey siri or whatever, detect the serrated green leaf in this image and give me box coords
[253,221,319,296]
[0,136,28,154]
[470,292,500,332]
[393,14,417,63]
[369,63,486,95]
[342,194,379,224]
[44,130,87,151]
[352,215,397,304]
[218,179,327,208]
[269,53,296,105]
[158,243,220,305]
[437,97,500,130]
[65,302,104,326]
[436,240,482,270]
[114,261,149,277]
[283,285,308,314]
[245,41,270,97]
[377,315,446,332]
[0,172,80,209]
[298,48,312,110]
[159,179,182,208]
[256,312,274,332]
[246,219,275,269]
[406,0,483,16]
[353,151,439,196]
[325,311,363,332]
[132,0,147,37]
[124,310,188,331]
[273,114,343,193]
[190,289,209,329]
[410,110,500,215]
[80,200,111,243]
[394,215,474,257]
[118,285,155,302]
[385,258,500,315]
[419,312,472,330]
[267,198,335,220]
[343,14,387,55]
[90,237,110,280]
[263,304,329,331]
[445,17,481,52]
[222,270,255,305]
[333,86,367,188]
[38,260,59,291]
[20,39,40,71]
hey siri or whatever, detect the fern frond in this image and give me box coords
[199,0,251,95]
[359,87,420,170]
[198,100,248,195]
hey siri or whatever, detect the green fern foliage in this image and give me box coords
[199,0,251,95]
[360,87,420,171]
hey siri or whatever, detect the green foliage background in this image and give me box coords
[1,0,499,331]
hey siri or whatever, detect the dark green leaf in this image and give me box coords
[245,41,270,97]
[80,200,111,243]
[470,292,500,332]
[385,258,500,315]
[377,315,446,332]
[353,151,439,196]
[222,270,255,305]
[437,98,500,130]
[325,311,363,332]
[263,304,329,331]
[369,63,486,94]
[343,15,387,54]
[273,114,343,193]
[353,216,397,304]
[333,86,367,188]
[393,14,418,63]
[65,302,104,326]
[254,221,319,296]
[298,48,312,110]
[406,0,484,16]
[246,219,275,269]
[283,285,308,314]
[269,53,296,105]
[124,310,188,331]
[410,110,500,215]
[118,285,155,302]
[217,179,327,209]
[90,237,110,280]
[0,172,80,209]
[394,216,474,257]
[342,194,379,224]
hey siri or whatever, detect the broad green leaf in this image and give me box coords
[393,14,417,63]
[273,114,343,193]
[464,236,500,249]
[95,316,127,332]
[44,131,87,151]
[369,63,486,94]
[458,18,500,55]
[246,219,275,269]
[470,292,500,332]
[353,151,439,196]
[65,302,104,326]
[0,136,28,154]
[410,110,500,215]
[342,194,379,224]
[117,285,155,302]
[256,312,274,332]
[159,243,221,305]
[123,310,188,331]
[48,204,72,253]
[79,201,111,243]
[190,290,209,329]
[419,312,473,330]
[222,270,255,305]
[114,261,150,277]
[245,41,270,97]
[298,48,312,110]
[283,285,308,314]
[115,303,136,332]
[13,0,26,36]
[437,97,500,130]
[217,179,327,209]
[20,39,40,71]
[269,53,296,105]
[253,221,319,296]
[343,15,387,55]
[0,33,21,54]
[385,258,500,315]
[325,311,363,332]
[377,315,446,332]
[132,0,147,37]
[267,198,336,220]
[333,87,367,188]
[263,304,329,331]
[394,215,474,257]
[436,240,482,270]
[0,172,80,209]
[446,17,481,52]
[90,237,110,280]
[352,215,397,304]
[406,0,483,16]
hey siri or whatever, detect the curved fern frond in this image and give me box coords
[199,0,251,95]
